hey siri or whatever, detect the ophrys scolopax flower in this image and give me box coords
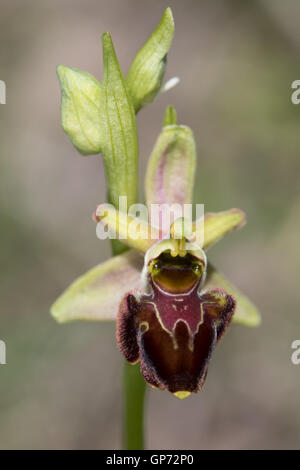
[52,109,260,398]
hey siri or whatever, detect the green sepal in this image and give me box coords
[126,8,175,113]
[51,250,143,323]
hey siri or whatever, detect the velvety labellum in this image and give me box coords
[117,248,236,397]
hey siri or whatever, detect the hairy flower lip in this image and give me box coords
[116,240,237,396]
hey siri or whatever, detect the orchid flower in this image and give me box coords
[51,110,260,398]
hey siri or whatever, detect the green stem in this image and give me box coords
[123,361,146,450]
[110,239,146,449]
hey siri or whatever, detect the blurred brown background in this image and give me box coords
[0,0,300,449]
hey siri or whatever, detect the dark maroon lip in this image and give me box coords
[117,278,236,395]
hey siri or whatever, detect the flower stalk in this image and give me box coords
[110,239,146,448]
[123,362,146,450]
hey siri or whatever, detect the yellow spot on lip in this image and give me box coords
[139,321,149,334]
[173,391,191,399]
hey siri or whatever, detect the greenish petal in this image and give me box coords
[126,8,175,112]
[145,122,196,218]
[51,250,143,323]
[192,208,247,250]
[57,65,102,155]
[205,263,261,327]
[100,32,139,209]
[95,204,162,253]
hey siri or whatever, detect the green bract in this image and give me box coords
[126,8,175,112]
[57,9,177,206]
[57,66,102,155]
[57,34,139,211]
[100,32,139,210]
